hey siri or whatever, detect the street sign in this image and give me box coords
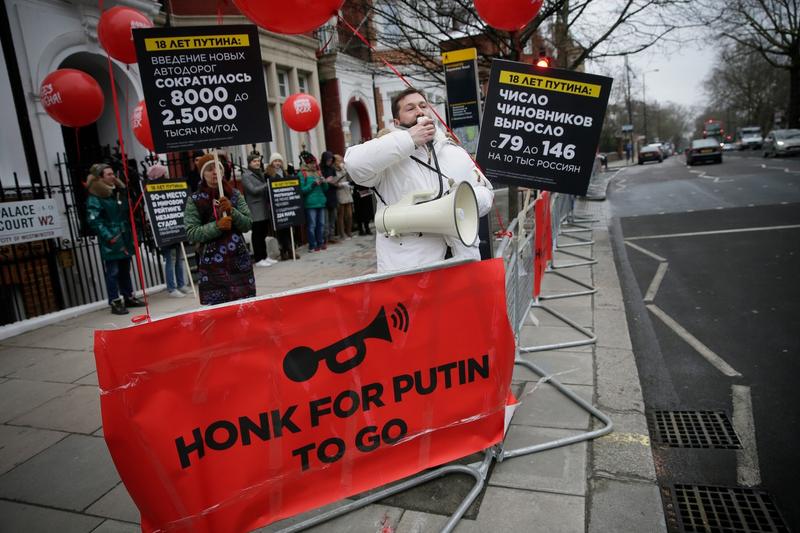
[621,124,634,132]
[0,198,65,245]
[142,178,189,248]
[475,59,613,195]
[133,25,272,153]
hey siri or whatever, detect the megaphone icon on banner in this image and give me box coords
[375,181,479,246]
[283,307,394,382]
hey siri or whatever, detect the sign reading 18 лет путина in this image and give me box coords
[133,25,271,153]
[476,59,612,196]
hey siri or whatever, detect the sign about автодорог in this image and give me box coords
[133,25,271,153]
[0,198,65,245]
[475,59,612,196]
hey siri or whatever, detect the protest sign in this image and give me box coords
[0,199,64,245]
[133,25,271,153]
[442,48,482,155]
[269,177,304,230]
[95,259,514,533]
[142,179,189,248]
[476,59,612,195]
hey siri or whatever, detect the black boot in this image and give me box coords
[110,300,128,315]
[124,296,145,308]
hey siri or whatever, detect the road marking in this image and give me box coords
[644,262,669,302]
[626,224,800,241]
[732,384,762,487]
[646,304,742,377]
[624,241,667,262]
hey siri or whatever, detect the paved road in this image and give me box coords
[608,152,800,530]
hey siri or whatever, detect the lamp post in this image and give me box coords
[642,68,659,143]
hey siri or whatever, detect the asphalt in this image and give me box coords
[0,187,662,533]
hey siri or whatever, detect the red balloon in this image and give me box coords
[233,0,343,34]
[474,0,543,31]
[40,69,104,128]
[132,101,155,152]
[282,93,321,132]
[98,6,153,64]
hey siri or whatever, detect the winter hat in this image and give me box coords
[247,151,262,164]
[269,152,284,164]
[196,153,223,177]
[146,164,168,180]
[299,150,317,166]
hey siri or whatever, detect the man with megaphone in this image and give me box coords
[344,87,494,272]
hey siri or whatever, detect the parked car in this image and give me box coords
[638,145,663,164]
[722,142,736,151]
[685,138,722,165]
[762,129,800,157]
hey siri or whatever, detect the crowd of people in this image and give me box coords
[90,87,490,313]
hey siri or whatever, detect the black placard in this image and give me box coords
[475,59,612,195]
[133,25,271,153]
[269,177,304,230]
[444,61,481,129]
[143,179,189,248]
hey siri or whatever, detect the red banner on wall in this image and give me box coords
[94,259,515,533]
[533,192,553,298]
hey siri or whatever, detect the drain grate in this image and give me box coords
[648,410,741,449]
[664,484,789,533]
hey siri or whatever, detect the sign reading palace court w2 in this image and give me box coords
[476,59,612,196]
[133,25,271,153]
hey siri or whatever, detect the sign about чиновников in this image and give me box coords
[133,25,271,153]
[475,59,612,196]
[142,179,189,249]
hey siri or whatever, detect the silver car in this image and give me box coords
[763,129,800,157]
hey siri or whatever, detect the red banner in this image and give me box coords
[94,259,514,532]
[533,192,553,298]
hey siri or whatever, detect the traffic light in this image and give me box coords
[535,49,551,68]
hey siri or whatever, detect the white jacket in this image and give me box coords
[345,126,494,272]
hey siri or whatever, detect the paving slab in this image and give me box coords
[595,347,645,413]
[91,520,140,533]
[491,426,587,495]
[594,307,634,350]
[2,324,94,351]
[86,482,140,524]
[0,424,67,475]
[0,434,119,511]
[509,383,593,430]
[592,411,657,482]
[468,486,585,533]
[259,502,403,533]
[519,324,594,353]
[587,477,667,533]
[0,379,75,423]
[75,371,99,385]
[10,349,96,383]
[0,345,59,377]
[513,351,594,386]
[12,385,102,434]
[0,499,103,533]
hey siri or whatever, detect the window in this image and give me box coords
[277,70,289,98]
[299,75,309,94]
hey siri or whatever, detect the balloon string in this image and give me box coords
[74,127,81,164]
[106,54,151,322]
[337,14,462,146]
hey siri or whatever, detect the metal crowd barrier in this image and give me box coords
[278,191,611,532]
[494,192,611,462]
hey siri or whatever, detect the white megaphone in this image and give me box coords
[374,181,479,245]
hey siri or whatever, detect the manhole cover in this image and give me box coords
[648,411,741,449]
[664,484,789,532]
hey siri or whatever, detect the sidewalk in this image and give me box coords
[0,199,665,533]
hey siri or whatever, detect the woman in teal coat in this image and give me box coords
[298,151,328,252]
[86,164,145,315]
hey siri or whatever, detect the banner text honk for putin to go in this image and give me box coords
[94,259,515,533]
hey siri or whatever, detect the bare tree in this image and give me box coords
[691,0,800,128]
[355,0,695,82]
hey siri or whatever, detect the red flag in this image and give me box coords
[94,259,515,532]
[533,192,552,298]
